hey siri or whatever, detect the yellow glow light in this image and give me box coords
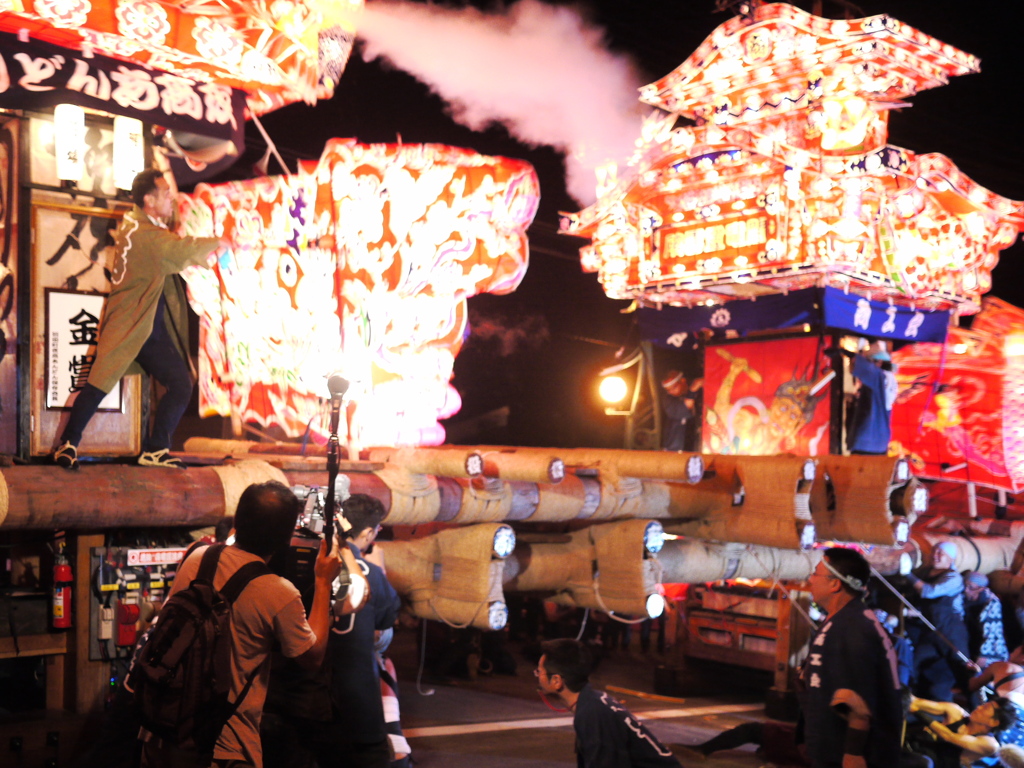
[599,375,629,404]
[1006,333,1024,357]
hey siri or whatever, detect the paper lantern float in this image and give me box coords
[0,0,362,115]
[891,297,1024,492]
[560,3,1024,314]
[178,139,540,448]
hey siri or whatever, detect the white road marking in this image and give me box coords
[404,702,762,738]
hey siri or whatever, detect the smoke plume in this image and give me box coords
[468,309,550,356]
[358,0,646,205]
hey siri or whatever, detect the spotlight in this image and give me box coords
[643,522,665,555]
[645,593,666,619]
[488,601,509,630]
[492,526,516,559]
[894,459,910,483]
[802,460,816,482]
[599,375,628,404]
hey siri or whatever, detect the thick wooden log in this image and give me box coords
[809,455,919,545]
[658,539,822,583]
[0,461,289,529]
[1,465,227,528]
[365,447,483,478]
[910,532,1020,574]
[377,523,513,631]
[865,546,914,577]
[989,570,1024,598]
[183,437,330,456]
[444,445,704,483]
[502,520,662,617]
[665,456,815,550]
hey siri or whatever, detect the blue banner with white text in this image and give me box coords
[639,287,950,348]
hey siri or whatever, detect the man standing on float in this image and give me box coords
[54,166,222,470]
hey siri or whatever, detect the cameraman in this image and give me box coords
[262,494,400,768]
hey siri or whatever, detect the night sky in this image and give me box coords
[216,0,1024,449]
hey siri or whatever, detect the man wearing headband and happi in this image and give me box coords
[802,547,903,768]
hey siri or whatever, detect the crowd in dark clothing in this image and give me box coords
[681,545,1024,768]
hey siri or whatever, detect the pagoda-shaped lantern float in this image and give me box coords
[561,3,1024,315]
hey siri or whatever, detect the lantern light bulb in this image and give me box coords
[492,526,516,559]
[645,593,665,619]
[643,522,665,555]
[488,601,509,630]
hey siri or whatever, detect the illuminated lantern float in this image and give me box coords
[562,2,1024,464]
[179,139,540,448]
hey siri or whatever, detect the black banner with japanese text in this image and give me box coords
[0,30,245,147]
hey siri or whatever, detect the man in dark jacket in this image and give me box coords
[536,638,680,767]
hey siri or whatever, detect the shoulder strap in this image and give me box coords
[948,716,971,731]
[219,560,271,604]
[996,670,1024,688]
[379,663,398,692]
[195,543,224,584]
[182,536,207,561]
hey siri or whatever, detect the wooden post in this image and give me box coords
[72,533,107,714]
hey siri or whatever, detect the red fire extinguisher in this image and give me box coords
[52,547,73,630]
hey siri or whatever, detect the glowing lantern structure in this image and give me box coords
[178,139,539,448]
[0,0,362,115]
[560,3,1024,315]
[891,297,1024,492]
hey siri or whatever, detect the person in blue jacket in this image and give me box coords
[847,340,898,455]
[907,541,972,703]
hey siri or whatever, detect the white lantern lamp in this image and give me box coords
[54,104,86,188]
[113,116,146,193]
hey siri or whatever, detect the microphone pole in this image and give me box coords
[323,374,349,547]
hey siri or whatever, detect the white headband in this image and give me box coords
[822,556,867,593]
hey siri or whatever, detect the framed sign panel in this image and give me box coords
[29,200,139,457]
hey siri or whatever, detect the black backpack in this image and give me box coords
[129,543,269,756]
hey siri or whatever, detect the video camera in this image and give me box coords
[274,476,351,601]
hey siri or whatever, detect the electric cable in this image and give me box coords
[575,608,590,642]
[415,619,435,697]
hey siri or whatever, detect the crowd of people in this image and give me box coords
[678,545,1024,768]
[112,512,1024,768]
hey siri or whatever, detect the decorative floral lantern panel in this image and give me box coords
[179,139,540,448]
